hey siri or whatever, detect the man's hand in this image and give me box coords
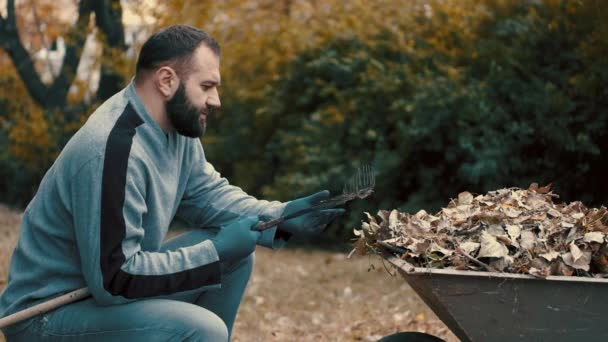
[278,190,345,236]
[210,216,261,263]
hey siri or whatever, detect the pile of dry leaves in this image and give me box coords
[354,183,608,278]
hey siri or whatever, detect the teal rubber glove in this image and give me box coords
[210,216,261,263]
[278,190,346,236]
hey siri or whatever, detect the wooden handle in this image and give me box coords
[0,287,91,329]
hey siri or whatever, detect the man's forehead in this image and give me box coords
[190,45,221,82]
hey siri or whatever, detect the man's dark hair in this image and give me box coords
[135,25,220,79]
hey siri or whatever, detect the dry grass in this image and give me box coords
[232,248,456,341]
[0,205,21,295]
[0,204,22,342]
[0,206,457,341]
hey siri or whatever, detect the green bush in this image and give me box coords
[210,1,608,239]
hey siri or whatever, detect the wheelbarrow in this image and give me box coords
[383,255,608,342]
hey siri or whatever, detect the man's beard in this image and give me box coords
[166,82,206,138]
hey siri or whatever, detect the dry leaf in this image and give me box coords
[353,237,368,256]
[478,231,509,258]
[490,256,513,271]
[537,183,553,194]
[520,230,537,250]
[540,251,560,261]
[459,241,480,255]
[570,243,583,261]
[487,224,506,237]
[406,238,430,255]
[377,210,390,223]
[506,225,521,240]
[562,246,592,271]
[572,212,585,220]
[429,242,453,258]
[388,210,400,230]
[529,267,548,278]
[458,192,474,205]
[550,260,574,276]
[547,208,562,218]
[584,232,604,244]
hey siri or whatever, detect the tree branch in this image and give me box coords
[94,0,126,48]
[47,0,94,108]
[6,0,16,29]
[30,1,57,78]
[94,0,126,102]
[0,0,49,107]
[1,0,123,115]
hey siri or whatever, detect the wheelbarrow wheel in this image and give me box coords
[377,331,446,342]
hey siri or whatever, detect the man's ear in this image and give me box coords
[155,66,178,98]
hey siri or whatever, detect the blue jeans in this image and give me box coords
[2,229,254,341]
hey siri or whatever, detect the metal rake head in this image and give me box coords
[342,164,376,199]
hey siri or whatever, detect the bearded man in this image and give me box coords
[0,25,343,341]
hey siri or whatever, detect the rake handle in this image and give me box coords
[0,287,91,329]
[253,197,348,231]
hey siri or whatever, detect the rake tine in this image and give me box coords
[338,164,376,198]
[362,166,367,191]
[356,171,360,189]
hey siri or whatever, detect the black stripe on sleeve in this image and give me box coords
[100,103,220,299]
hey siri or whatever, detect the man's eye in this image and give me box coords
[202,85,211,91]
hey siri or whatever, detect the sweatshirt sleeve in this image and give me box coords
[175,140,290,249]
[71,152,222,306]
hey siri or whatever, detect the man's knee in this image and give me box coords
[185,316,228,342]
[221,251,255,274]
[172,305,229,341]
[243,250,255,269]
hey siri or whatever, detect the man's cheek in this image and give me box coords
[197,97,209,111]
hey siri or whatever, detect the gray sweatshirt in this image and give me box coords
[0,80,287,317]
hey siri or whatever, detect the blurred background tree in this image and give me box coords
[1,0,606,241]
[0,0,130,204]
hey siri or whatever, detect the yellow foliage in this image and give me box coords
[150,0,506,114]
[95,29,136,79]
[8,107,56,172]
[0,53,58,173]
[67,78,91,106]
[155,1,418,103]
[323,106,345,125]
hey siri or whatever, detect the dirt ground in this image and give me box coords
[0,204,457,341]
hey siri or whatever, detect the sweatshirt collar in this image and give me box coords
[126,77,171,141]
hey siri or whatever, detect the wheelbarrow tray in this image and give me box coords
[385,255,608,342]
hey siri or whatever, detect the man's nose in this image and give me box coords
[207,88,221,108]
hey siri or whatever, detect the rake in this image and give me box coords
[253,164,376,231]
[0,164,376,329]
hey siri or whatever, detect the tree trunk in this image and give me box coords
[0,0,127,119]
